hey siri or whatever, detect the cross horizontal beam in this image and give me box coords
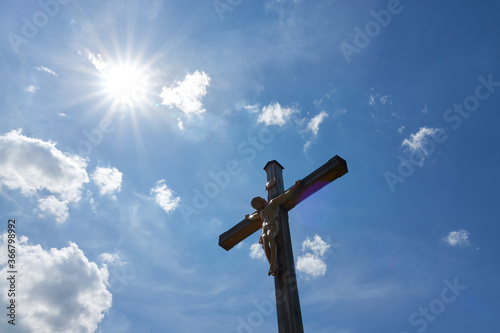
[218,155,348,251]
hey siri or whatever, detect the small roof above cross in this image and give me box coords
[264,160,284,171]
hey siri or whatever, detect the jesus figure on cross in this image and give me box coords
[246,180,302,276]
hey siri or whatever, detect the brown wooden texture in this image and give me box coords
[265,161,304,333]
[281,155,348,211]
[218,216,262,251]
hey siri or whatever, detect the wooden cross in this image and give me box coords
[219,155,348,333]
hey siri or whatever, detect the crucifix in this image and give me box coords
[219,155,348,333]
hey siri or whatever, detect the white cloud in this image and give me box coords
[422,104,429,114]
[303,140,313,152]
[244,104,260,114]
[402,127,443,153]
[304,111,332,151]
[368,93,391,106]
[0,234,112,333]
[81,49,109,73]
[297,235,331,278]
[0,129,89,222]
[25,85,39,93]
[306,111,328,136]
[92,167,123,195]
[87,190,97,213]
[151,179,181,213]
[302,234,330,257]
[38,196,69,223]
[160,71,211,118]
[296,253,327,278]
[398,126,405,133]
[379,95,390,104]
[443,229,471,247]
[35,65,58,76]
[100,252,126,266]
[257,102,299,126]
[369,94,376,106]
[249,242,266,261]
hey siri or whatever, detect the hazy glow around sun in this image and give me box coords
[103,64,148,104]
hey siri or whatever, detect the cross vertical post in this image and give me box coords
[264,161,304,333]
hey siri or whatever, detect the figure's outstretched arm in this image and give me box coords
[245,212,260,220]
[271,180,302,205]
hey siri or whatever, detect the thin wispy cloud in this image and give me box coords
[25,85,39,93]
[244,103,260,114]
[399,127,444,167]
[177,118,184,130]
[304,111,331,151]
[81,49,109,73]
[332,107,347,118]
[368,95,375,105]
[402,127,443,153]
[368,88,391,107]
[443,229,471,247]
[100,252,127,266]
[306,111,329,136]
[303,140,313,152]
[35,65,58,76]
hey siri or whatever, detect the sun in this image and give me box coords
[102,64,148,105]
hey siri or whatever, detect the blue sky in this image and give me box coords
[0,0,499,332]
